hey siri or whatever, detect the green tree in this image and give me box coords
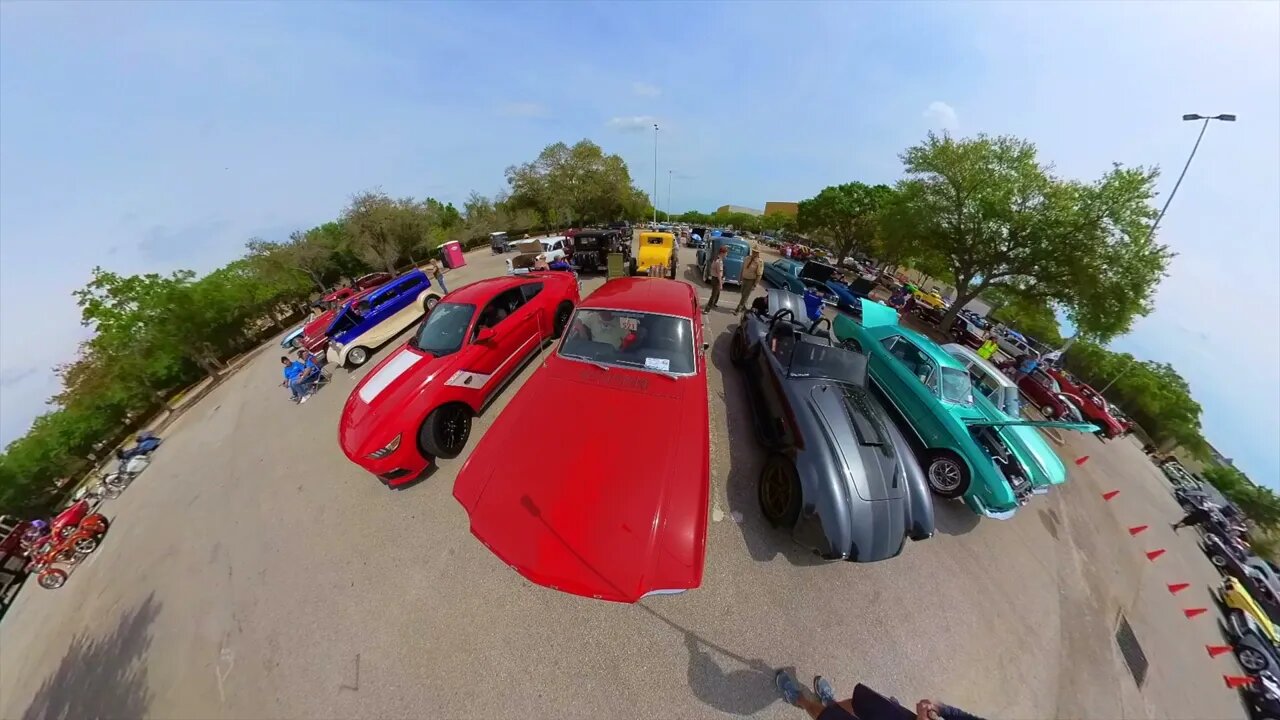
[797,182,894,267]
[880,132,1171,337]
[1202,466,1280,530]
[505,140,646,226]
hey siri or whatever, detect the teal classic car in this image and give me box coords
[833,300,1096,519]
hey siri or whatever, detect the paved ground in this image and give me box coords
[0,242,1249,719]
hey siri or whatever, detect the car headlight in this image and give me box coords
[366,434,401,460]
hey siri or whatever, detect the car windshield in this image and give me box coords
[411,303,475,356]
[559,309,694,375]
[939,367,974,404]
[725,244,749,257]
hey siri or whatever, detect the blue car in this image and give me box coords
[696,235,751,286]
[324,270,442,367]
[762,259,869,313]
[281,325,306,349]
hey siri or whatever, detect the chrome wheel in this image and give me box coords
[425,296,440,311]
[347,347,369,366]
[73,536,98,554]
[1239,647,1269,672]
[928,458,964,493]
[38,570,67,589]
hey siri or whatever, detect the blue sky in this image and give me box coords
[1,2,1277,486]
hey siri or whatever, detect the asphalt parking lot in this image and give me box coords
[0,241,1251,719]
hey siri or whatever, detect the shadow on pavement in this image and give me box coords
[638,603,779,716]
[1038,508,1060,540]
[932,497,981,536]
[712,328,824,568]
[21,592,161,720]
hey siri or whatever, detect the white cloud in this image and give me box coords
[923,100,958,132]
[632,82,661,97]
[607,116,660,133]
[499,102,548,118]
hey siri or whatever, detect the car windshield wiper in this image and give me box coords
[563,353,610,371]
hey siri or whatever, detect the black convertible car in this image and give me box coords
[729,289,935,563]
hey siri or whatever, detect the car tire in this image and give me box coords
[1237,647,1271,673]
[1040,405,1058,419]
[925,451,970,498]
[629,258,638,276]
[758,454,802,528]
[552,302,573,339]
[1211,553,1229,569]
[423,295,441,312]
[839,338,862,353]
[72,535,98,554]
[38,569,67,590]
[346,346,370,367]
[668,262,676,279]
[419,404,473,460]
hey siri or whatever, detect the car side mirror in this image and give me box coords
[701,341,711,353]
[475,327,496,343]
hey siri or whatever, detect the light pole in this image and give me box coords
[1148,113,1236,240]
[652,123,659,224]
[667,169,673,221]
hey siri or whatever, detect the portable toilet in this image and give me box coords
[441,241,466,269]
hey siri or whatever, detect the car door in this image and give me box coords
[518,281,555,340]
[459,287,540,404]
[876,335,945,445]
[381,274,430,337]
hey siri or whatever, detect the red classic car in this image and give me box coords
[452,278,710,603]
[339,273,580,485]
[1012,368,1080,421]
[1045,369,1126,438]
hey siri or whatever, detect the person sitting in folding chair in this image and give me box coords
[295,349,326,396]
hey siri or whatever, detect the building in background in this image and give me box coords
[763,201,799,217]
[715,204,763,216]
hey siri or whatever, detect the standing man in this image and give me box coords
[736,245,763,313]
[976,333,999,361]
[430,258,448,294]
[1014,352,1040,381]
[704,246,728,312]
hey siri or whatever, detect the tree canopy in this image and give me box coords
[796,182,894,265]
[505,140,651,226]
[877,132,1172,340]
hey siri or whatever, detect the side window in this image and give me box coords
[475,288,526,335]
[520,282,544,303]
[374,281,406,308]
[879,335,900,353]
[551,241,563,252]
[884,338,937,392]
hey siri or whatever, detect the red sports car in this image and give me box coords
[339,273,580,485]
[452,278,710,603]
[1046,369,1126,438]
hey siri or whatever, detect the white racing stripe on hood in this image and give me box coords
[358,349,423,404]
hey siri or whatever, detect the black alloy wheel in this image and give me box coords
[758,454,802,527]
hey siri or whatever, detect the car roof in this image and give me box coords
[876,325,966,370]
[445,275,542,304]
[580,278,696,317]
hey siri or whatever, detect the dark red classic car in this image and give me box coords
[1045,369,1126,438]
[453,278,710,603]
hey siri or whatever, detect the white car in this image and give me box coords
[505,236,569,274]
[944,343,1085,423]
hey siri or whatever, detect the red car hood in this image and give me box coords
[453,358,709,603]
[339,345,464,459]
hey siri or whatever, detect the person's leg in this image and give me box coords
[776,670,830,719]
[736,278,756,312]
[706,280,721,310]
[289,379,303,400]
[437,275,448,294]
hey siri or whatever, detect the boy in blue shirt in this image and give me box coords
[281,356,309,403]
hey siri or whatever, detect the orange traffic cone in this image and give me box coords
[1075,455,1090,466]
[1207,645,1233,658]
[1103,490,1120,501]
[1129,525,1149,536]
[1146,548,1166,561]
[1184,607,1208,619]
[1168,582,1191,595]
[1225,675,1255,690]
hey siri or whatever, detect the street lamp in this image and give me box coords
[1148,113,1237,239]
[653,123,659,224]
